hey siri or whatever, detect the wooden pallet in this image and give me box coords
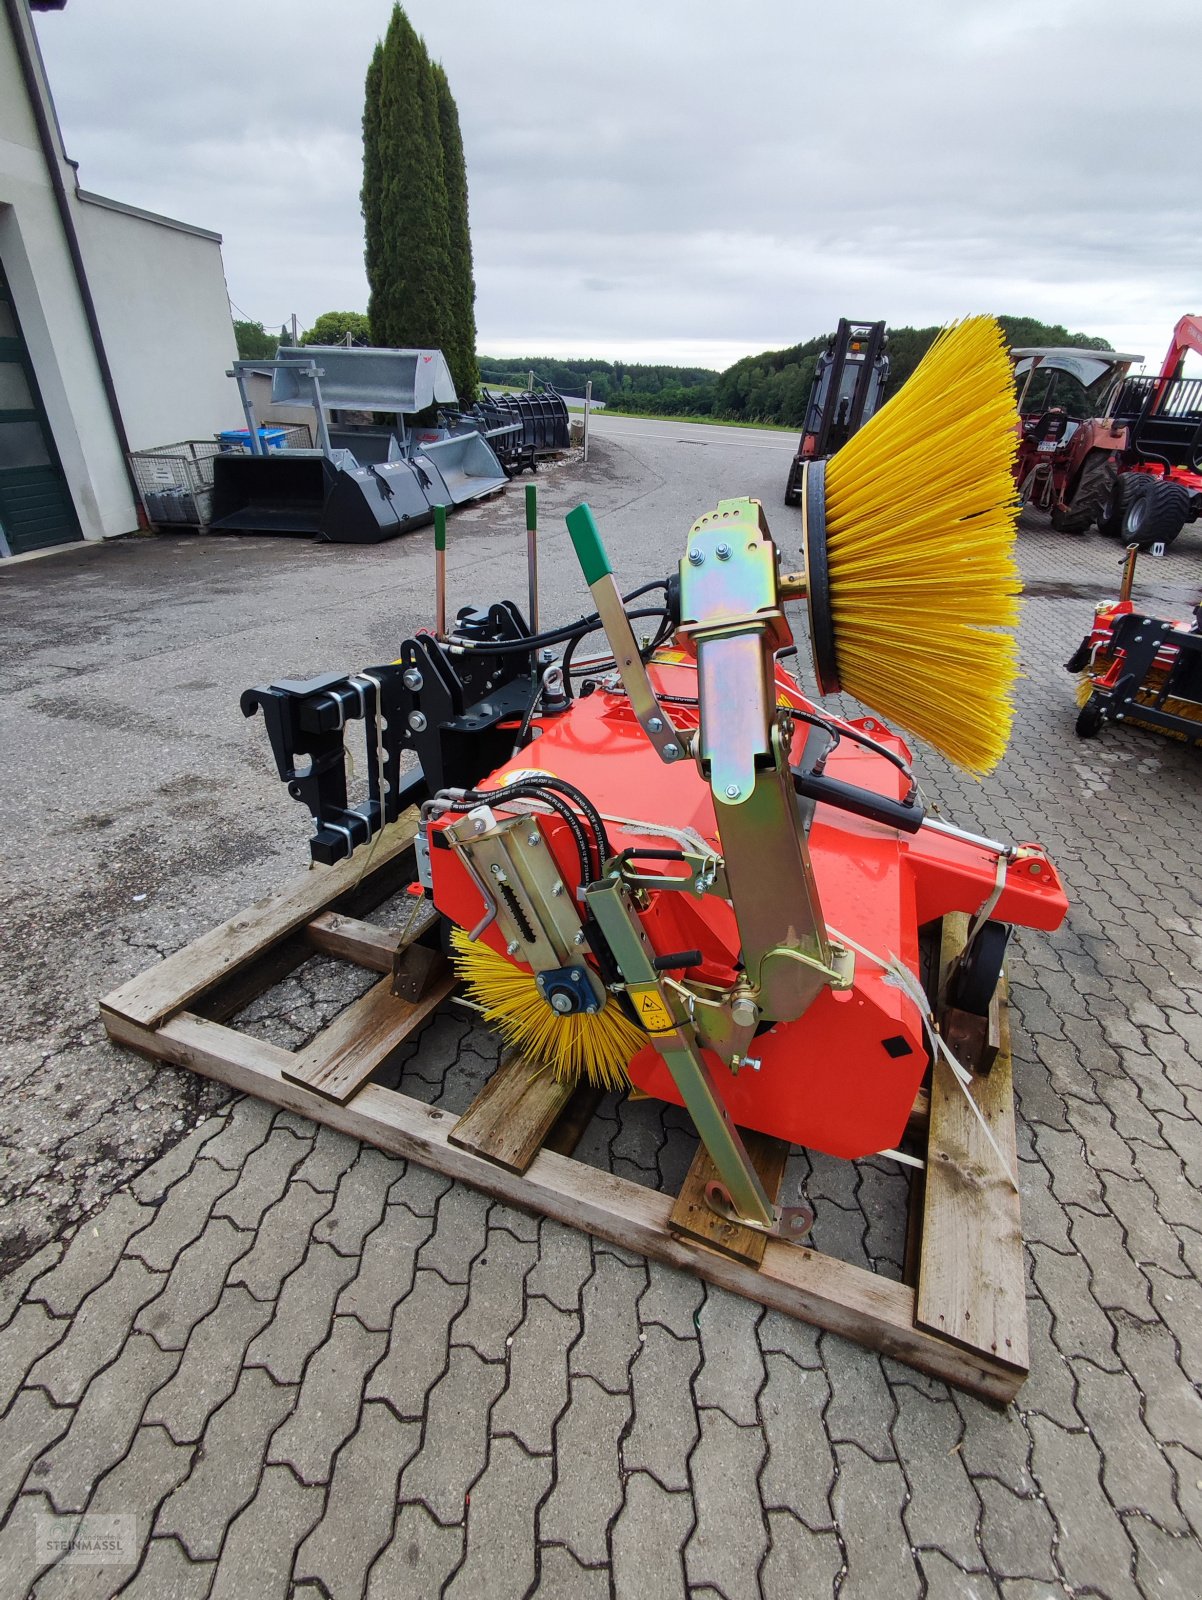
[100,811,1029,1402]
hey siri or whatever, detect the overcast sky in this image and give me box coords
[34,0,1198,373]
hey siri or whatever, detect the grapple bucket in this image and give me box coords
[210,453,332,536]
[412,431,508,504]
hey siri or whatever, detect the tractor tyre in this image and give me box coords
[1075,695,1105,738]
[949,921,1011,1016]
[1127,478,1191,550]
[1050,453,1117,534]
[1098,472,1147,539]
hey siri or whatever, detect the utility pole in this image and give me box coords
[291,313,299,345]
[583,380,592,463]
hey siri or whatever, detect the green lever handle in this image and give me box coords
[565,503,612,587]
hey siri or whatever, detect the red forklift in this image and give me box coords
[784,320,888,506]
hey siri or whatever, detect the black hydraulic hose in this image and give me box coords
[450,783,594,887]
[522,775,612,872]
[787,707,914,786]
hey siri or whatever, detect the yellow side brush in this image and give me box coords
[803,315,1021,776]
[450,927,643,1091]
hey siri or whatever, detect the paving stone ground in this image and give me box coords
[2,419,1202,1597]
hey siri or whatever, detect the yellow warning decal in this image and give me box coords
[628,984,675,1034]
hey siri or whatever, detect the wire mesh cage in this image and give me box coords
[129,426,313,528]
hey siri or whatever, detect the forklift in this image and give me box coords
[784,319,889,506]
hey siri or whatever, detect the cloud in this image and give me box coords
[33,0,1198,369]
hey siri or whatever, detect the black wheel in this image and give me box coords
[784,464,802,508]
[1126,477,1190,549]
[1075,695,1105,738]
[949,921,1011,1015]
[1050,452,1117,533]
[1097,472,1148,539]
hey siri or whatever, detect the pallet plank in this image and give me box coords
[669,1132,791,1266]
[306,913,401,971]
[282,968,456,1104]
[448,1051,574,1174]
[103,1006,1023,1401]
[917,956,1027,1372]
[100,812,419,1029]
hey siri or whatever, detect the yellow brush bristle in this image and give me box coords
[450,927,642,1092]
[822,315,1021,776]
[1074,673,1095,709]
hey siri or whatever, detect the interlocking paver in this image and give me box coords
[831,1443,920,1600]
[365,1501,463,1600]
[540,1375,630,1565]
[1126,1514,1202,1600]
[821,1336,897,1461]
[1072,1358,1183,1529]
[291,1121,360,1194]
[227,1177,333,1301]
[366,1268,467,1419]
[414,1183,489,1283]
[491,1295,577,1454]
[335,1202,433,1330]
[134,1217,252,1350]
[210,1128,308,1230]
[1029,1243,1122,1371]
[760,1510,844,1600]
[691,1290,765,1427]
[638,1261,705,1339]
[684,1407,768,1600]
[611,1472,692,1599]
[623,1322,701,1491]
[143,1282,274,1443]
[0,1302,69,1414]
[449,1227,536,1359]
[976,1476,1058,1584]
[125,1157,240,1272]
[569,1251,644,1394]
[267,1314,385,1483]
[311,1146,398,1256]
[243,1240,359,1385]
[1029,1415,1140,1600]
[208,1461,324,1600]
[892,1382,983,1570]
[1113,1311,1202,1457]
[198,1096,275,1173]
[917,1550,998,1599]
[294,1401,420,1594]
[757,1351,836,1529]
[0,1491,60,1597]
[445,1435,553,1599]
[157,1365,294,1559]
[0,1387,71,1516]
[28,1193,152,1317]
[400,1345,506,1525]
[525,1218,593,1312]
[32,1332,180,1514]
[30,1259,164,1407]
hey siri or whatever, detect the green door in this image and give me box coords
[0,258,81,557]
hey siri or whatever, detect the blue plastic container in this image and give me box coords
[218,427,287,453]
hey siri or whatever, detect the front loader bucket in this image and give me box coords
[210,454,333,536]
[413,432,508,505]
[323,461,432,543]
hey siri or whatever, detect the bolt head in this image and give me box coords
[662,743,680,761]
[716,542,731,560]
[688,548,704,566]
[402,667,424,691]
[647,716,663,733]
[574,931,586,945]
[407,710,427,732]
[551,883,564,896]
[550,992,573,1014]
[725,783,741,799]
[527,832,540,846]
[506,940,520,955]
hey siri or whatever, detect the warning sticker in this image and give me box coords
[628,984,675,1034]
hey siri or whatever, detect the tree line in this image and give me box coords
[604,317,1114,427]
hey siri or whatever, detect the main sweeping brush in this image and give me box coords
[802,315,1021,776]
[450,927,644,1090]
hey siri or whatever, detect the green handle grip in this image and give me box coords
[433,503,447,551]
[525,483,537,532]
[565,503,612,586]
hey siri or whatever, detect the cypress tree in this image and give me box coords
[430,61,478,399]
[361,7,454,362]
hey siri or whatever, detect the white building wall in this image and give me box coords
[74,195,241,452]
[0,3,135,540]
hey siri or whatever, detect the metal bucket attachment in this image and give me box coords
[412,431,507,505]
[323,460,433,543]
[210,453,333,535]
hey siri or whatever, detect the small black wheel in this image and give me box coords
[784,465,802,508]
[949,921,1011,1016]
[1075,695,1105,738]
[1051,452,1117,534]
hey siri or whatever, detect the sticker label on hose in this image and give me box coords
[628,984,675,1034]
